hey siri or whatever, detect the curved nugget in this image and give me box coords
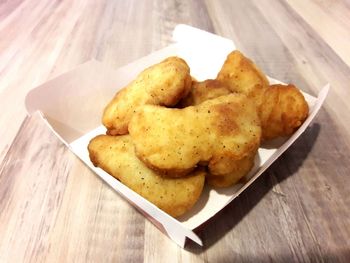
[129,94,261,183]
[88,135,205,217]
[217,50,269,94]
[103,57,192,135]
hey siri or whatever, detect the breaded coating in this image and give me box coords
[129,94,261,182]
[88,135,205,217]
[206,154,255,187]
[217,50,269,94]
[217,50,309,140]
[250,84,309,140]
[102,57,192,135]
[179,79,232,107]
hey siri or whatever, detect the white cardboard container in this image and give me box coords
[25,25,329,248]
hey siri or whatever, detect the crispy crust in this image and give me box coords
[88,135,205,217]
[178,79,232,107]
[129,94,261,182]
[207,153,256,188]
[216,51,309,140]
[253,84,309,140]
[135,153,196,177]
[217,50,269,94]
[102,57,192,135]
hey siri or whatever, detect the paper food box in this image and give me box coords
[25,25,329,248]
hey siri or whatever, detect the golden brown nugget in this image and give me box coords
[217,51,308,140]
[179,79,232,107]
[103,57,192,135]
[129,94,261,180]
[88,135,205,217]
[250,84,309,140]
[206,154,255,187]
[217,50,269,94]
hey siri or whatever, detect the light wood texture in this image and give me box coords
[1,0,350,262]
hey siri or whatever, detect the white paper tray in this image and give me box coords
[25,24,329,248]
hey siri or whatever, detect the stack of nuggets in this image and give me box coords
[129,94,261,188]
[217,51,309,140]
[88,51,309,217]
[88,135,205,217]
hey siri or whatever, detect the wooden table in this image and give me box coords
[1,0,350,262]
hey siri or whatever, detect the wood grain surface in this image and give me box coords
[1,0,350,262]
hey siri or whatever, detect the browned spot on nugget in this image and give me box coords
[211,103,240,136]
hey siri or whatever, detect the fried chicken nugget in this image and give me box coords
[179,79,232,107]
[217,50,269,94]
[88,135,205,217]
[206,154,255,187]
[250,84,309,140]
[217,50,309,140]
[175,79,256,187]
[103,57,192,135]
[129,94,261,185]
